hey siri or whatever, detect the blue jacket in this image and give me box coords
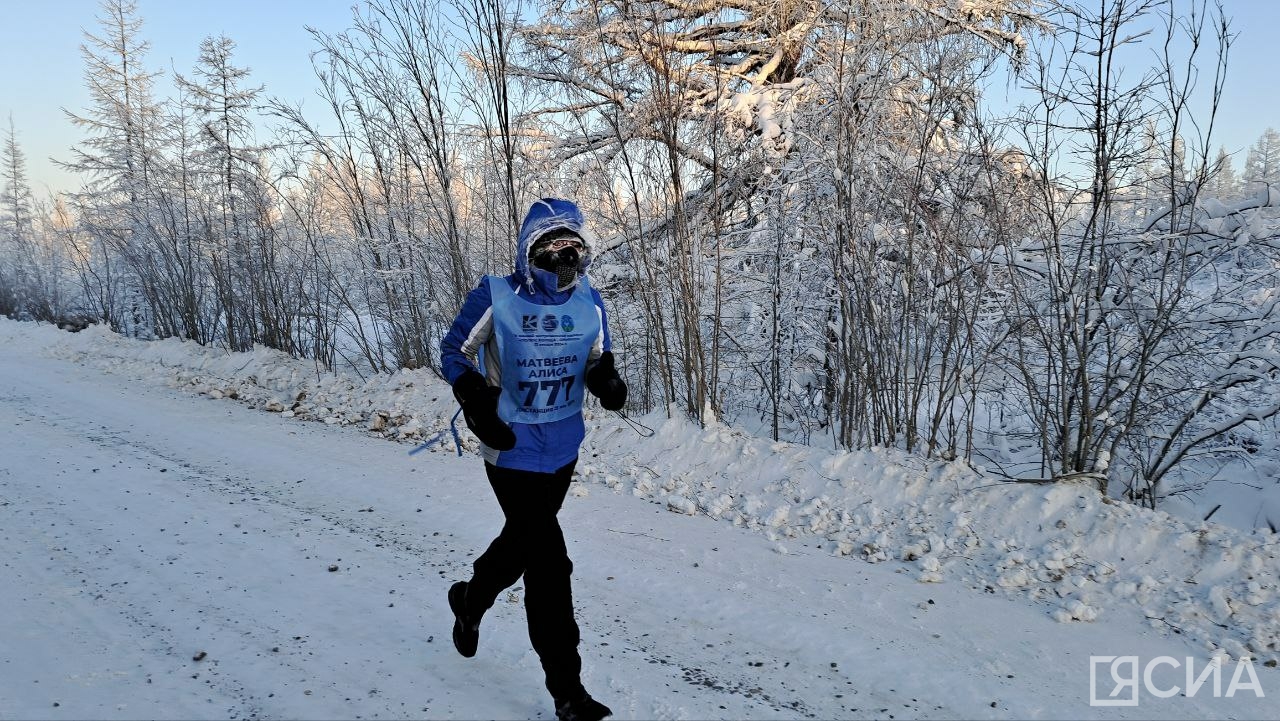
[440,199,613,472]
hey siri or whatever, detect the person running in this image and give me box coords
[439,198,627,721]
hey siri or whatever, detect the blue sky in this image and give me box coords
[1,0,1277,196]
[1,0,356,195]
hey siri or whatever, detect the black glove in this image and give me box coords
[452,370,516,450]
[586,352,628,411]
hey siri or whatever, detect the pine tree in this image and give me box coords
[1243,128,1280,189]
[0,117,36,318]
[2,117,35,243]
[1,118,68,323]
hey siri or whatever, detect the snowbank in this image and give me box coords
[14,318,1279,669]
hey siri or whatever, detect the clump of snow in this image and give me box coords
[17,318,1280,667]
[666,494,696,515]
[1053,599,1100,623]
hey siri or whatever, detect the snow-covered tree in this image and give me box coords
[986,0,1280,507]
[1,119,73,324]
[175,34,270,351]
[1204,146,1240,200]
[1,117,37,318]
[513,0,1043,429]
[519,0,1037,182]
[1243,127,1280,188]
[268,0,489,373]
[60,0,166,335]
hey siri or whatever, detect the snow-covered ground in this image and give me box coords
[0,317,1276,720]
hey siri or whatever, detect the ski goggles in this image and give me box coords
[543,236,584,251]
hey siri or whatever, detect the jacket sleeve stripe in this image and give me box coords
[440,278,496,385]
[461,308,494,365]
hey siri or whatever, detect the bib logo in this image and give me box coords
[541,314,559,331]
[522,315,538,331]
[561,315,575,332]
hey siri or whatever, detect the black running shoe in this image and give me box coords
[554,694,612,721]
[448,581,479,657]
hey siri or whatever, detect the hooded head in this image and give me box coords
[516,198,593,291]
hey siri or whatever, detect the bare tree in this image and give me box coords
[990,0,1280,506]
[450,0,524,238]
[267,0,491,374]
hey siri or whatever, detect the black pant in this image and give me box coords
[466,459,585,702]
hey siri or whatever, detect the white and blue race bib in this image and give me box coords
[488,276,600,425]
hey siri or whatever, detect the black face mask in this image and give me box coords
[532,245,581,288]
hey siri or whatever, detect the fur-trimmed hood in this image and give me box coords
[515,198,594,290]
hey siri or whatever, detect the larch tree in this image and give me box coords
[1205,145,1240,199]
[175,34,268,351]
[1243,127,1280,188]
[60,0,166,335]
[1,117,37,319]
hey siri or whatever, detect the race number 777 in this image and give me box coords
[517,376,576,407]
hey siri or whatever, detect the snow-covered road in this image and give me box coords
[0,331,1271,720]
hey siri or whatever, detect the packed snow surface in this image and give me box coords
[1,318,1276,719]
